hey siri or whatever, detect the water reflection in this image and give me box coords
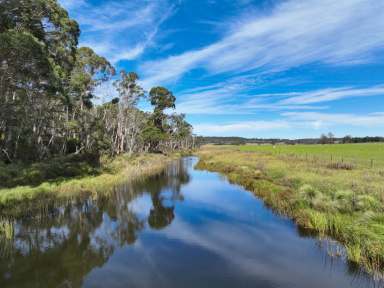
[0,159,189,288]
[0,157,382,288]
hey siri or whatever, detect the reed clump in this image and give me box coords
[0,153,176,214]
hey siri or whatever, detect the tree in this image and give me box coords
[0,0,80,161]
[65,47,115,154]
[113,71,144,108]
[342,135,352,144]
[111,71,145,155]
[69,47,115,110]
[0,0,80,87]
[149,87,176,132]
[0,0,194,163]
[319,134,328,145]
[167,113,193,150]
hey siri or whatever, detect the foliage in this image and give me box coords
[0,153,176,217]
[0,0,194,164]
[0,153,100,188]
[149,87,176,132]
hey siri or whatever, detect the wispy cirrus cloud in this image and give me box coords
[140,0,384,87]
[278,85,384,105]
[176,83,384,115]
[194,112,384,137]
[193,121,290,136]
[283,112,384,128]
[177,81,384,136]
[59,0,85,9]
[60,0,177,64]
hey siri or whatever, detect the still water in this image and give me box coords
[0,157,380,288]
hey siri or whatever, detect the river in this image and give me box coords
[0,157,381,287]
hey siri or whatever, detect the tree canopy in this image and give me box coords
[0,0,194,163]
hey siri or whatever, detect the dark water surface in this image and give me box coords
[0,157,381,288]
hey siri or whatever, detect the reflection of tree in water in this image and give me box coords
[0,158,191,288]
[147,158,190,229]
[148,194,175,230]
[0,197,113,288]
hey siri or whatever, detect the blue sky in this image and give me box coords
[59,0,384,138]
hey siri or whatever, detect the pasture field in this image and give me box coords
[197,144,384,277]
[239,143,384,168]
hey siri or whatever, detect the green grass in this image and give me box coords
[0,153,177,217]
[239,143,384,168]
[197,144,384,277]
[0,153,100,189]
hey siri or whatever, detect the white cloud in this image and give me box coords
[279,85,384,105]
[64,0,176,64]
[192,112,384,136]
[93,80,118,104]
[194,121,290,136]
[59,0,85,9]
[77,4,155,33]
[110,45,146,63]
[283,112,384,127]
[140,0,384,86]
[175,81,384,115]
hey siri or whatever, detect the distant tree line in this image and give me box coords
[0,0,194,164]
[197,135,384,146]
[340,135,384,144]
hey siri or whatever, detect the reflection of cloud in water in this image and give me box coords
[128,194,153,220]
[161,214,361,288]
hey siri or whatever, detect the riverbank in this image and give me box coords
[0,153,180,216]
[196,145,384,277]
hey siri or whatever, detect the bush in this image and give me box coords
[0,154,100,189]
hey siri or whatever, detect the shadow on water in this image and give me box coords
[0,157,383,288]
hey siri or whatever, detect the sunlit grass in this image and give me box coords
[0,153,177,211]
[239,143,384,168]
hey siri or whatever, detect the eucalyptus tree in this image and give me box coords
[167,113,193,151]
[111,71,145,155]
[142,87,175,152]
[66,47,115,154]
[0,0,79,161]
[149,86,176,132]
[0,0,194,164]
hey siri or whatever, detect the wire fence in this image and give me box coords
[255,150,384,170]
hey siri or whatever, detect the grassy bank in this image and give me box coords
[197,145,384,276]
[0,153,179,216]
[0,153,101,189]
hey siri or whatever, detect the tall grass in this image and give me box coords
[197,145,384,277]
[0,153,100,189]
[0,153,178,216]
